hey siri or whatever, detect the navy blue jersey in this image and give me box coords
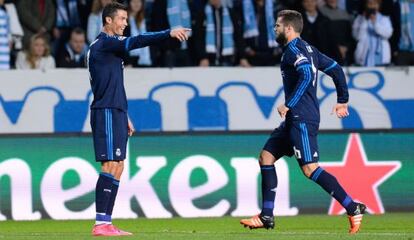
[280,37,349,123]
[87,30,170,111]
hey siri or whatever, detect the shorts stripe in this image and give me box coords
[300,123,312,162]
[109,110,113,160]
[105,109,113,160]
[303,124,312,162]
[105,109,109,159]
[300,123,308,161]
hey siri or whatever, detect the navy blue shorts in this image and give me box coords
[263,121,319,166]
[90,108,128,161]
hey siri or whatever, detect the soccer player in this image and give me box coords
[240,10,366,234]
[88,2,190,237]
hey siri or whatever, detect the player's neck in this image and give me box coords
[285,34,300,45]
[103,26,115,36]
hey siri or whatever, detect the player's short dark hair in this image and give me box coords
[277,10,303,34]
[102,2,128,26]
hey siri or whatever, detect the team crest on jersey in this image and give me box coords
[294,54,308,67]
[116,148,121,156]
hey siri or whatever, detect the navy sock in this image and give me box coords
[106,179,119,216]
[95,172,114,224]
[310,167,357,214]
[260,165,277,217]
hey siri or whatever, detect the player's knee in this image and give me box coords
[301,163,319,178]
[259,150,276,166]
[302,169,312,178]
[101,161,113,173]
[116,161,124,172]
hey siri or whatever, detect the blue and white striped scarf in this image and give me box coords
[366,20,382,66]
[0,8,10,70]
[56,0,80,27]
[205,5,234,56]
[129,17,152,66]
[399,0,414,51]
[167,0,191,49]
[242,0,277,47]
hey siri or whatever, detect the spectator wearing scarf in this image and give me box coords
[0,1,10,69]
[87,0,112,44]
[149,0,192,67]
[352,0,393,66]
[242,0,280,66]
[194,0,250,66]
[124,0,152,67]
[395,0,414,65]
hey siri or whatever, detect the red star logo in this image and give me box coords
[320,133,401,215]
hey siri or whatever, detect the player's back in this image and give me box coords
[281,38,339,123]
[88,33,127,111]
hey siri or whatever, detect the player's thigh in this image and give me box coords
[263,122,294,161]
[289,121,319,166]
[90,108,128,162]
[91,108,109,161]
[110,108,128,161]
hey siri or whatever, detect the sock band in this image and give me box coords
[310,167,324,181]
[263,201,274,209]
[342,196,352,207]
[261,166,275,170]
[96,214,111,222]
[100,172,114,179]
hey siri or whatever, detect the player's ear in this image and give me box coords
[105,16,112,25]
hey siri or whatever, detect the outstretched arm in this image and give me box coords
[128,28,191,50]
[127,28,191,51]
[101,28,191,53]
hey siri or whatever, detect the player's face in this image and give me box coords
[274,18,288,45]
[109,9,128,36]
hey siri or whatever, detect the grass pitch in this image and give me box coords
[0,213,413,240]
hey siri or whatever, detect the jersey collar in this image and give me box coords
[283,37,300,52]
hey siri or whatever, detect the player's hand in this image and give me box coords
[332,103,349,118]
[127,119,135,136]
[170,28,191,42]
[277,104,289,119]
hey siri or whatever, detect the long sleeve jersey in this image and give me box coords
[88,30,170,111]
[281,37,349,123]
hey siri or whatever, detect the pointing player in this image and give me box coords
[240,10,366,234]
[87,2,190,236]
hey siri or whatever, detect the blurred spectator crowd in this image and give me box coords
[0,0,413,70]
